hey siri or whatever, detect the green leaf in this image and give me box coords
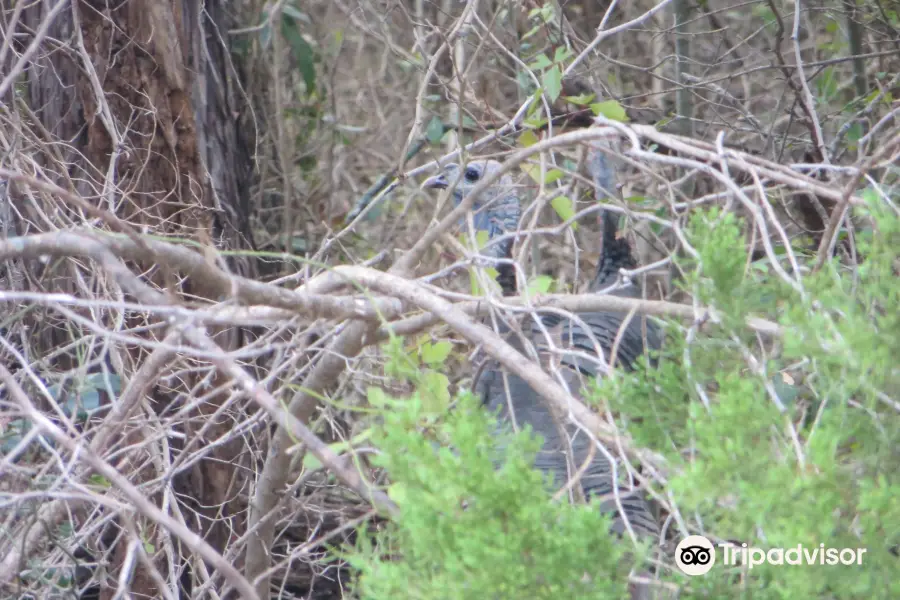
[815,67,838,103]
[542,65,562,102]
[521,24,541,41]
[420,372,451,414]
[425,115,445,143]
[846,121,863,144]
[553,46,573,64]
[518,129,539,148]
[564,93,596,105]
[543,168,564,184]
[421,341,453,366]
[281,18,317,93]
[523,114,548,129]
[89,474,111,488]
[771,375,799,406]
[282,4,311,23]
[520,164,564,185]
[526,275,553,296]
[528,54,552,71]
[539,4,555,22]
[459,230,490,251]
[475,229,491,250]
[387,481,409,505]
[258,21,272,49]
[861,187,880,206]
[367,386,390,408]
[590,100,629,122]
[470,266,501,296]
[551,195,578,229]
[526,88,543,117]
[302,442,344,471]
[520,164,540,183]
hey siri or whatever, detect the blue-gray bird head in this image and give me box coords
[422,160,522,259]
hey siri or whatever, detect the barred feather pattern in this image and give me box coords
[425,153,661,543]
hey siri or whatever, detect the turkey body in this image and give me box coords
[476,300,662,537]
[424,149,662,541]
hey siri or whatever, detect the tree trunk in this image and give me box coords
[6,0,256,596]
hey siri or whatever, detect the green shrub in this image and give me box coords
[348,194,900,600]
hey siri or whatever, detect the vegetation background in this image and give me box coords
[0,0,897,599]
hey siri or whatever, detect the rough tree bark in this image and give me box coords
[6,0,256,596]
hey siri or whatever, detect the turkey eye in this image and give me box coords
[463,167,480,182]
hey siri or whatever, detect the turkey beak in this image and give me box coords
[422,172,449,190]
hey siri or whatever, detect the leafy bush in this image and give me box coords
[348,194,900,600]
[350,388,642,600]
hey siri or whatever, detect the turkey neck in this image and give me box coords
[495,211,634,296]
[496,236,516,296]
[497,261,517,296]
[590,210,637,293]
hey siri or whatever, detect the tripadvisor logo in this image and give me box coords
[675,535,715,576]
[675,535,868,576]
[720,542,867,568]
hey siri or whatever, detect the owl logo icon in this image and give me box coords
[675,535,716,576]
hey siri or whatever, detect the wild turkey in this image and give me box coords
[421,160,522,294]
[422,142,662,564]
